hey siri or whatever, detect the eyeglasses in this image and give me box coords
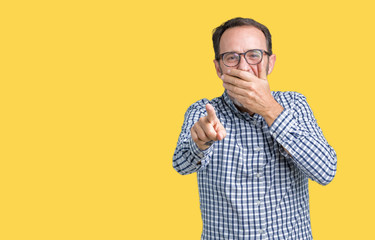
[219,49,271,67]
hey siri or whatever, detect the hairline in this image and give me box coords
[218,26,268,56]
[212,18,273,61]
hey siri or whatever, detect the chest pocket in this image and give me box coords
[234,119,270,174]
[208,119,267,183]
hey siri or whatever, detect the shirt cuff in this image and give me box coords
[189,137,213,166]
[269,108,297,152]
[269,109,296,158]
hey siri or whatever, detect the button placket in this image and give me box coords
[258,229,265,235]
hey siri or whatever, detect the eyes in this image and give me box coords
[222,50,264,66]
[226,55,238,61]
[248,53,261,59]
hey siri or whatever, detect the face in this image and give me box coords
[214,26,276,79]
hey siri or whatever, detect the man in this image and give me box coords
[173,17,337,239]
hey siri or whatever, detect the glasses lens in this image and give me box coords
[245,50,262,64]
[223,53,240,66]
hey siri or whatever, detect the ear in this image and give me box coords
[267,54,276,75]
[214,59,222,78]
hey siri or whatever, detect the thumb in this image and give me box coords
[205,104,218,124]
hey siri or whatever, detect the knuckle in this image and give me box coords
[191,131,198,141]
[192,135,197,142]
[199,117,206,124]
[247,82,254,90]
[200,135,208,142]
[206,130,216,140]
[191,125,196,133]
[238,71,246,79]
[221,132,226,139]
[234,79,241,86]
[197,128,206,139]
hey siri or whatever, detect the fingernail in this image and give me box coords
[221,75,224,80]
[227,69,230,73]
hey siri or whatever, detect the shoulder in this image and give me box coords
[185,98,209,114]
[186,95,223,112]
[184,95,224,118]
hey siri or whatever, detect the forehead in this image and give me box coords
[219,26,267,53]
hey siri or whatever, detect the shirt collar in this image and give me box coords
[222,90,240,114]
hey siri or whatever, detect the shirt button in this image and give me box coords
[258,229,265,234]
[255,200,262,206]
[198,153,204,158]
[256,172,262,178]
[254,146,261,152]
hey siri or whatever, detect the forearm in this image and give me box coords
[270,99,337,185]
[172,99,213,175]
[283,137,336,185]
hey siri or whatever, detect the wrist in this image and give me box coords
[264,101,284,127]
[197,143,210,151]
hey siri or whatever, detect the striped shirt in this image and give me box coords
[173,90,337,239]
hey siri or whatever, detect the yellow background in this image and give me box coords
[1,0,374,239]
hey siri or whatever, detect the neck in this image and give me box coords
[230,95,255,116]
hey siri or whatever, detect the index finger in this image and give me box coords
[225,69,255,82]
[205,104,217,123]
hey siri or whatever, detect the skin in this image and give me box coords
[191,26,284,150]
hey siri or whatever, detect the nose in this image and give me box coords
[237,54,251,71]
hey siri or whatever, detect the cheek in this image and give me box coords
[219,64,230,75]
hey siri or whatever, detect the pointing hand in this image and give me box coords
[190,104,227,150]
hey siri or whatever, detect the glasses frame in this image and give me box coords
[219,49,271,67]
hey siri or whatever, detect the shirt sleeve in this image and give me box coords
[269,92,337,185]
[172,99,214,175]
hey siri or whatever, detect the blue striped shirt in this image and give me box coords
[173,90,337,239]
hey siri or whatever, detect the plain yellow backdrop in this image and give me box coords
[1,0,374,239]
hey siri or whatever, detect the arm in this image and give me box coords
[172,100,225,175]
[269,92,337,185]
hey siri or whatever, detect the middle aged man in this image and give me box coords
[173,17,337,239]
